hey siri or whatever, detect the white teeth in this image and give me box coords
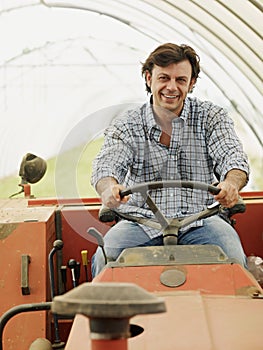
[163,94,177,99]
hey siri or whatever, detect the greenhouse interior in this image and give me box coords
[1,0,262,197]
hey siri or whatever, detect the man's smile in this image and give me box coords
[161,92,179,100]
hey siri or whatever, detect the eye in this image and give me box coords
[177,77,187,83]
[158,75,169,81]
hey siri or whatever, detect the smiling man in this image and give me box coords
[91,43,249,277]
[145,57,194,116]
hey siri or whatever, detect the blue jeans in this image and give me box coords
[91,215,247,277]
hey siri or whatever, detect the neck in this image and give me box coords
[154,110,173,132]
[153,113,172,147]
[160,131,171,147]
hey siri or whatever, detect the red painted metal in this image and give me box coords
[1,192,262,349]
[64,314,129,350]
[64,192,263,349]
[59,206,112,287]
[94,263,262,295]
[0,199,56,350]
[91,339,128,350]
[65,293,263,350]
[23,184,31,198]
[234,200,263,257]
[28,197,101,207]
[129,293,263,350]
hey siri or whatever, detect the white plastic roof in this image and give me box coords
[0,0,262,189]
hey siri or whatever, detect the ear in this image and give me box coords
[145,70,152,88]
[189,78,196,92]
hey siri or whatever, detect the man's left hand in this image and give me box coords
[214,181,239,208]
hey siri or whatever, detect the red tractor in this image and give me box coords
[0,181,262,349]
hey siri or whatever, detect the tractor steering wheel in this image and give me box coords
[114,180,221,245]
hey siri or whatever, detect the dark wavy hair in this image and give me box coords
[141,43,200,93]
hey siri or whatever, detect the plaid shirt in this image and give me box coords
[91,97,249,238]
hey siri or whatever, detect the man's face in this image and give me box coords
[145,60,195,116]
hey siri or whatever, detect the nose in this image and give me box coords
[166,79,177,91]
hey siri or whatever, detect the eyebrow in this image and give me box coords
[157,73,188,79]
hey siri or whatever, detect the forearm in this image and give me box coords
[95,177,118,197]
[224,169,248,191]
[95,177,128,208]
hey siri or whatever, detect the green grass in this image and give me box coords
[0,138,103,199]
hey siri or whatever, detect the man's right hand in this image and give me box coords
[96,177,129,208]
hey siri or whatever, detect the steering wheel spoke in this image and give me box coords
[144,192,170,229]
